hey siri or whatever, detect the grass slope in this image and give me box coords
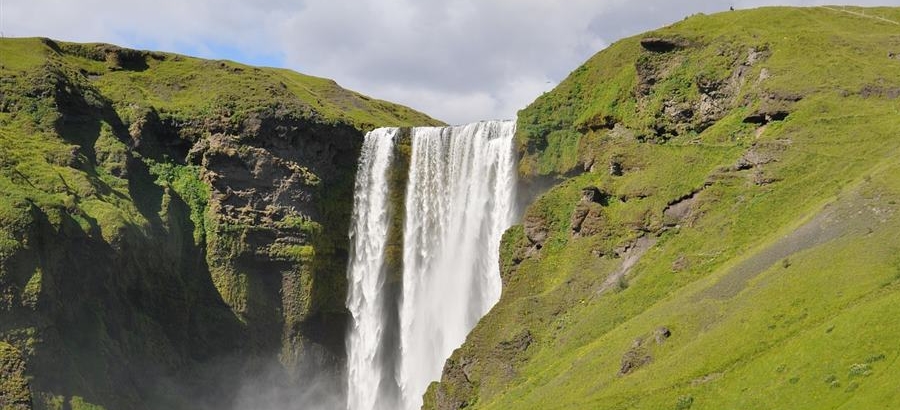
[427,6,900,410]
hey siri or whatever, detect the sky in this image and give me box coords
[3,0,898,124]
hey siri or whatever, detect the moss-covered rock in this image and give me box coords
[0,342,31,409]
[0,37,440,409]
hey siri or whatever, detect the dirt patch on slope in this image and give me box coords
[700,192,895,300]
[597,236,658,295]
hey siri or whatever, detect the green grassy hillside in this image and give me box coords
[0,38,438,409]
[427,6,900,409]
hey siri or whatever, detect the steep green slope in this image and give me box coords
[0,38,439,409]
[427,6,900,409]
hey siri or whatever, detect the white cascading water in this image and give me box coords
[397,120,517,410]
[345,120,517,410]
[346,127,398,410]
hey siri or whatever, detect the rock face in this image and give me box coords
[637,43,771,139]
[188,113,363,359]
[0,38,439,410]
[571,187,609,237]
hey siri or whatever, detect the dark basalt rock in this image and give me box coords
[743,110,789,124]
[581,186,608,205]
[640,37,691,52]
[655,326,672,343]
[609,160,624,176]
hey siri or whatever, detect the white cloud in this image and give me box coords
[2,0,289,58]
[275,0,629,123]
[3,0,899,123]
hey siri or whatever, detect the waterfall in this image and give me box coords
[397,121,517,410]
[346,120,517,410]
[346,128,398,410]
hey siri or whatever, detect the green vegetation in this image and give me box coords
[149,162,209,244]
[0,36,438,409]
[428,6,900,409]
[53,41,437,131]
[384,129,412,283]
[0,342,32,408]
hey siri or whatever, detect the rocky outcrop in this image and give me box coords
[619,338,653,376]
[717,140,787,186]
[523,210,550,249]
[498,225,531,286]
[664,190,701,225]
[639,37,692,53]
[742,92,800,124]
[427,356,477,410]
[426,330,534,410]
[637,44,773,139]
[571,187,610,237]
[619,327,671,376]
[189,111,363,366]
[56,41,166,71]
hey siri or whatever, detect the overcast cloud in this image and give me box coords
[3,0,899,124]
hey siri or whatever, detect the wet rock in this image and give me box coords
[499,226,533,286]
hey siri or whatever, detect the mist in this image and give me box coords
[230,358,345,410]
[143,348,346,410]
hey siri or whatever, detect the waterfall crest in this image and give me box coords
[346,120,517,410]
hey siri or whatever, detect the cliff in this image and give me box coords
[426,6,900,409]
[0,37,440,409]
